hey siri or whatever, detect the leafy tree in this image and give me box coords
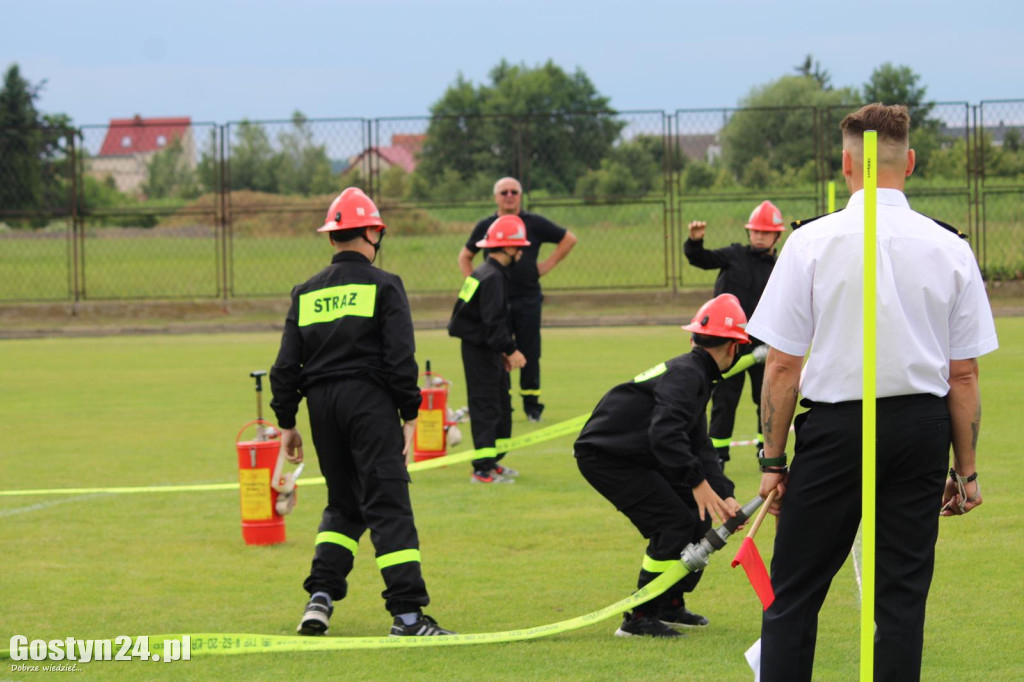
[794,54,832,90]
[574,159,639,201]
[861,64,946,177]
[683,162,716,190]
[0,64,73,225]
[1004,128,1021,153]
[416,60,624,197]
[80,173,156,227]
[142,137,199,199]
[862,63,934,126]
[196,128,219,193]
[742,156,774,189]
[228,119,276,192]
[604,138,662,194]
[272,111,336,196]
[720,74,858,182]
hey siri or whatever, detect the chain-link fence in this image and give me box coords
[2,102,1021,302]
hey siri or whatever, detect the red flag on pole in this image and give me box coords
[731,536,775,610]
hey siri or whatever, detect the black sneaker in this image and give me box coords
[614,612,683,638]
[389,613,455,637]
[657,605,709,628]
[297,594,333,635]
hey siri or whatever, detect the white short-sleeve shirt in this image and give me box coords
[746,189,998,402]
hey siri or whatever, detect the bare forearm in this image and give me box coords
[761,349,801,458]
[539,232,577,275]
[947,359,981,475]
[457,248,475,277]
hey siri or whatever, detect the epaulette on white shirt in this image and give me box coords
[791,211,968,240]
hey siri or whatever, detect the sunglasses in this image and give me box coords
[499,189,520,196]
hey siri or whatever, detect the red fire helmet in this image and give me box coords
[476,214,531,248]
[681,293,751,343]
[317,188,386,233]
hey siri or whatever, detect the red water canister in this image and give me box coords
[413,382,448,463]
[236,419,286,545]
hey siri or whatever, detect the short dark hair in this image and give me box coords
[840,103,910,146]
[691,333,731,348]
[329,228,363,244]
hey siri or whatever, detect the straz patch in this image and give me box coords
[298,284,377,326]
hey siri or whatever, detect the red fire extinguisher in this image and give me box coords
[236,370,302,545]
[412,360,466,463]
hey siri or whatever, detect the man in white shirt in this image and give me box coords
[747,104,998,682]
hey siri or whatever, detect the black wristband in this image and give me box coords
[758,449,788,472]
[949,468,978,483]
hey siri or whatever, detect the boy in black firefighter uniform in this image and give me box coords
[683,201,783,469]
[448,214,528,484]
[574,294,748,638]
[270,187,453,638]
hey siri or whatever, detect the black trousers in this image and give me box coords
[461,340,512,472]
[760,394,950,682]
[510,294,543,417]
[576,452,710,614]
[303,380,428,616]
[710,344,764,461]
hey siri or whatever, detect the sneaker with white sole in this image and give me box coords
[297,594,333,636]
[389,613,455,636]
[493,465,519,478]
[470,471,515,484]
[614,612,683,638]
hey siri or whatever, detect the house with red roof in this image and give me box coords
[347,134,425,175]
[88,116,195,194]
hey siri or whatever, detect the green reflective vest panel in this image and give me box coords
[298,284,377,327]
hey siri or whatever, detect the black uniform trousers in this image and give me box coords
[761,394,950,682]
[576,452,711,613]
[461,340,512,473]
[710,343,764,463]
[510,293,543,418]
[303,379,428,616]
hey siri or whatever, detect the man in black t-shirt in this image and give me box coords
[457,177,577,423]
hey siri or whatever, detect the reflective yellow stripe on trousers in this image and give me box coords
[376,549,421,570]
[641,555,677,574]
[316,531,359,555]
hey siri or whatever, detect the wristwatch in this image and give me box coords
[758,449,788,474]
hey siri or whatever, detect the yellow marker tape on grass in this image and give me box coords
[142,561,686,656]
[860,129,878,681]
[0,414,593,496]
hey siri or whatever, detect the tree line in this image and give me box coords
[2,59,1023,228]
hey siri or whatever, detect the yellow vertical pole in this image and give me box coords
[828,180,836,213]
[860,131,878,681]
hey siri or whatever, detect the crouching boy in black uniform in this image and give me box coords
[448,214,528,483]
[270,188,452,638]
[574,294,748,638]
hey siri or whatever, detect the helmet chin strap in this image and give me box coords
[361,228,383,262]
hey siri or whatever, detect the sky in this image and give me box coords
[4,0,1022,127]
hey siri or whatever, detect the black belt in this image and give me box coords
[800,393,942,410]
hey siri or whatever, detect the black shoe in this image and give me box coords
[389,613,455,636]
[657,605,709,628]
[614,612,683,638]
[297,594,333,635]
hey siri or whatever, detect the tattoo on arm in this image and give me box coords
[762,384,776,448]
[971,402,981,451]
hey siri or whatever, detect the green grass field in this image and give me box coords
[3,187,1022,302]
[2,321,1021,680]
